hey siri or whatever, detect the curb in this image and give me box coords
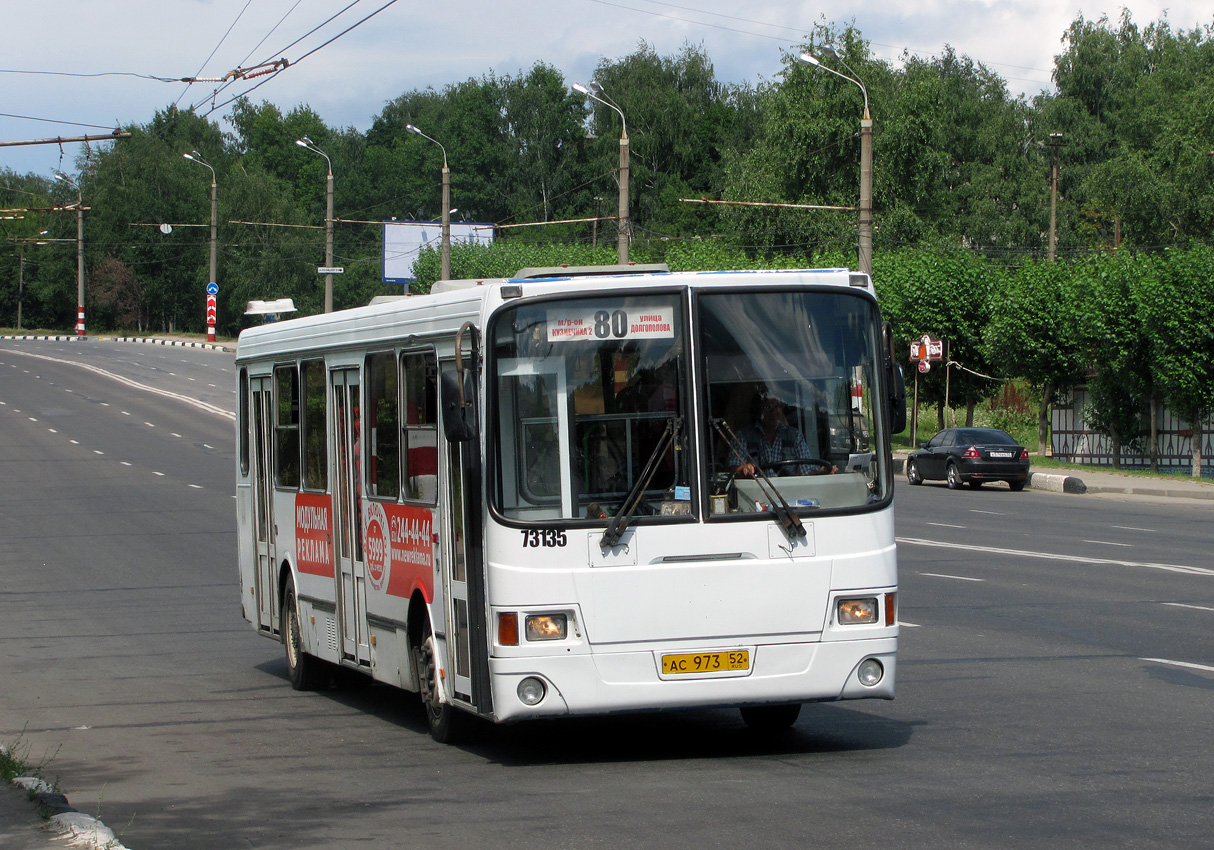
[2,333,232,352]
[9,777,129,850]
[1027,471,1088,494]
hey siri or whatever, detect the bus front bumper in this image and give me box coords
[487,637,896,723]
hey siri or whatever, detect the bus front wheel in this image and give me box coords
[414,630,465,743]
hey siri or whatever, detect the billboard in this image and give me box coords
[382,220,495,283]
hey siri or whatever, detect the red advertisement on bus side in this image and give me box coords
[294,492,334,577]
[364,502,434,602]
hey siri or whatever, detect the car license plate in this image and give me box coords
[989,451,1014,458]
[661,650,750,675]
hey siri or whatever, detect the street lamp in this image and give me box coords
[184,151,219,340]
[574,82,630,264]
[54,171,87,336]
[799,49,873,277]
[295,136,335,313]
[405,124,451,281]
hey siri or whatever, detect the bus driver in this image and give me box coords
[732,394,835,478]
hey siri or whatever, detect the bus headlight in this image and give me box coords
[525,614,568,641]
[517,677,547,705]
[857,659,884,687]
[837,597,878,624]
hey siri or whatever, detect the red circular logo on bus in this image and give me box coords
[364,505,389,591]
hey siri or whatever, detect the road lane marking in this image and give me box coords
[969,510,1003,515]
[1162,603,1214,613]
[1140,658,1214,673]
[898,537,1214,576]
[927,522,966,529]
[2,349,234,419]
[1113,525,1156,532]
[1083,539,1133,547]
[899,621,922,628]
[920,572,985,582]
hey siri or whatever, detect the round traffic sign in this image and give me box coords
[206,282,219,295]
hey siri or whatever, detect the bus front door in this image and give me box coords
[331,369,371,666]
[249,376,277,634]
[442,369,491,715]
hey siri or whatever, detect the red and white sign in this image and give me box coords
[295,493,334,577]
[910,334,944,362]
[363,502,435,600]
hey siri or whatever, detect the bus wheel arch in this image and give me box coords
[282,571,325,691]
[410,604,467,743]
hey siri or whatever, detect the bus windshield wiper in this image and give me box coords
[600,416,682,548]
[712,419,806,540]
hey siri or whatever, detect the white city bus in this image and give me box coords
[235,265,906,741]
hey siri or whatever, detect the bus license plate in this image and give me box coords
[661,650,750,675]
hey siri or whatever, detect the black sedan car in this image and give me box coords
[906,427,1030,490]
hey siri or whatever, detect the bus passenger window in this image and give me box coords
[403,352,438,503]
[366,352,400,499]
[274,365,301,488]
[301,359,328,491]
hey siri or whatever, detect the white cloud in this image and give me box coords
[2,0,1211,177]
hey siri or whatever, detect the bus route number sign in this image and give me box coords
[547,306,675,342]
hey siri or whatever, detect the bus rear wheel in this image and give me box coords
[740,703,801,732]
[414,631,465,743]
[283,584,325,690]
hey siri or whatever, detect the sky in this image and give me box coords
[2,0,1211,180]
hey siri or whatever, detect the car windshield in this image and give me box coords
[699,289,888,513]
[490,293,689,522]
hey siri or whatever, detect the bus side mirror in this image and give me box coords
[441,370,477,442]
[889,363,907,434]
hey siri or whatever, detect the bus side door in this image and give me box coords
[249,375,278,634]
[331,368,371,666]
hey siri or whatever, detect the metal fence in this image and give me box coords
[1051,385,1213,473]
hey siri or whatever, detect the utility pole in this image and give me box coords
[406,124,451,280]
[799,50,873,277]
[184,152,219,340]
[55,172,86,336]
[1047,133,1063,261]
[295,137,335,312]
[574,83,630,264]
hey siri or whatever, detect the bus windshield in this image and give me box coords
[700,289,887,512]
[491,294,689,522]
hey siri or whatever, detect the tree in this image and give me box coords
[1132,247,1214,476]
[984,259,1086,453]
[876,250,999,427]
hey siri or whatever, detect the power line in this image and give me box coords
[175,0,256,108]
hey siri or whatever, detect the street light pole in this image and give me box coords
[183,152,219,340]
[54,171,86,335]
[406,124,451,281]
[799,50,872,277]
[574,82,629,264]
[295,137,335,312]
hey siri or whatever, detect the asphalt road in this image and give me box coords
[1,338,1211,850]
